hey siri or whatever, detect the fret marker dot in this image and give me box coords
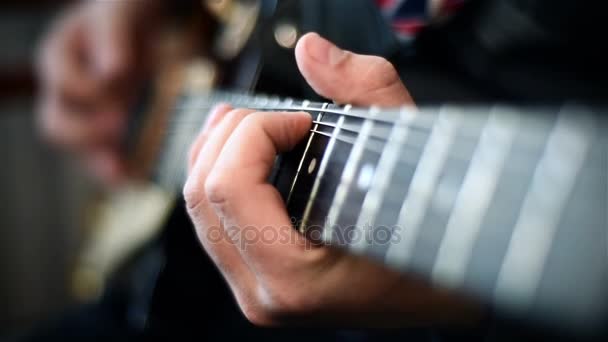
[357,163,375,190]
[308,158,317,174]
[274,22,299,49]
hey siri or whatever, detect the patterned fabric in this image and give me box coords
[375,0,467,41]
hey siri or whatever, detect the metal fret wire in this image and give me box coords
[285,100,316,206]
[321,108,378,243]
[432,108,519,288]
[384,107,462,269]
[298,114,346,232]
[494,108,595,311]
[349,107,416,253]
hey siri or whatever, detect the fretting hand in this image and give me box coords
[184,33,481,327]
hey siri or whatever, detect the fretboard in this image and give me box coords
[157,90,608,334]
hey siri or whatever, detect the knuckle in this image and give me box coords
[204,170,233,205]
[187,135,205,167]
[373,55,396,72]
[225,108,252,124]
[231,288,275,326]
[370,57,400,86]
[240,111,265,128]
[255,284,316,323]
[187,147,197,169]
[240,304,274,326]
[333,50,353,68]
[182,179,206,212]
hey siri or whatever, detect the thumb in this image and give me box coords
[89,4,135,84]
[295,32,414,107]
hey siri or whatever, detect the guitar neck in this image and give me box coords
[156,90,608,334]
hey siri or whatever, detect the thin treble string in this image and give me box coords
[176,91,560,150]
[168,94,564,168]
[312,120,435,143]
[160,116,560,188]
[308,127,553,176]
[178,92,413,126]
[164,109,545,174]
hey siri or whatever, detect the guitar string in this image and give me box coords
[173,96,561,151]
[165,111,548,168]
[169,98,604,174]
[178,93,425,126]
[161,115,557,190]
[163,96,600,187]
[169,106,433,138]
[180,90,574,133]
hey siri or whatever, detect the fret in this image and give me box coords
[432,107,519,288]
[296,112,355,235]
[531,134,608,329]
[285,100,317,206]
[366,136,435,262]
[322,108,378,243]
[385,106,462,269]
[494,107,596,312]
[461,114,553,298]
[268,96,281,109]
[412,118,484,274]
[282,97,294,108]
[287,104,338,229]
[350,107,417,253]
[299,115,346,232]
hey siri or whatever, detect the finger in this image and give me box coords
[37,8,101,102]
[204,112,321,278]
[37,91,123,150]
[187,103,233,173]
[87,1,136,85]
[295,32,414,107]
[183,108,259,303]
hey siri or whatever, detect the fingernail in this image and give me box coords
[293,111,312,119]
[305,33,343,65]
[292,111,312,126]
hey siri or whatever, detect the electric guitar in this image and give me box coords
[146,87,607,336]
[80,0,608,337]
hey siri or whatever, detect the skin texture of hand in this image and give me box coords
[184,33,482,327]
[37,0,163,184]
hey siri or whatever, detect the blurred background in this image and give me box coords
[0,1,95,333]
